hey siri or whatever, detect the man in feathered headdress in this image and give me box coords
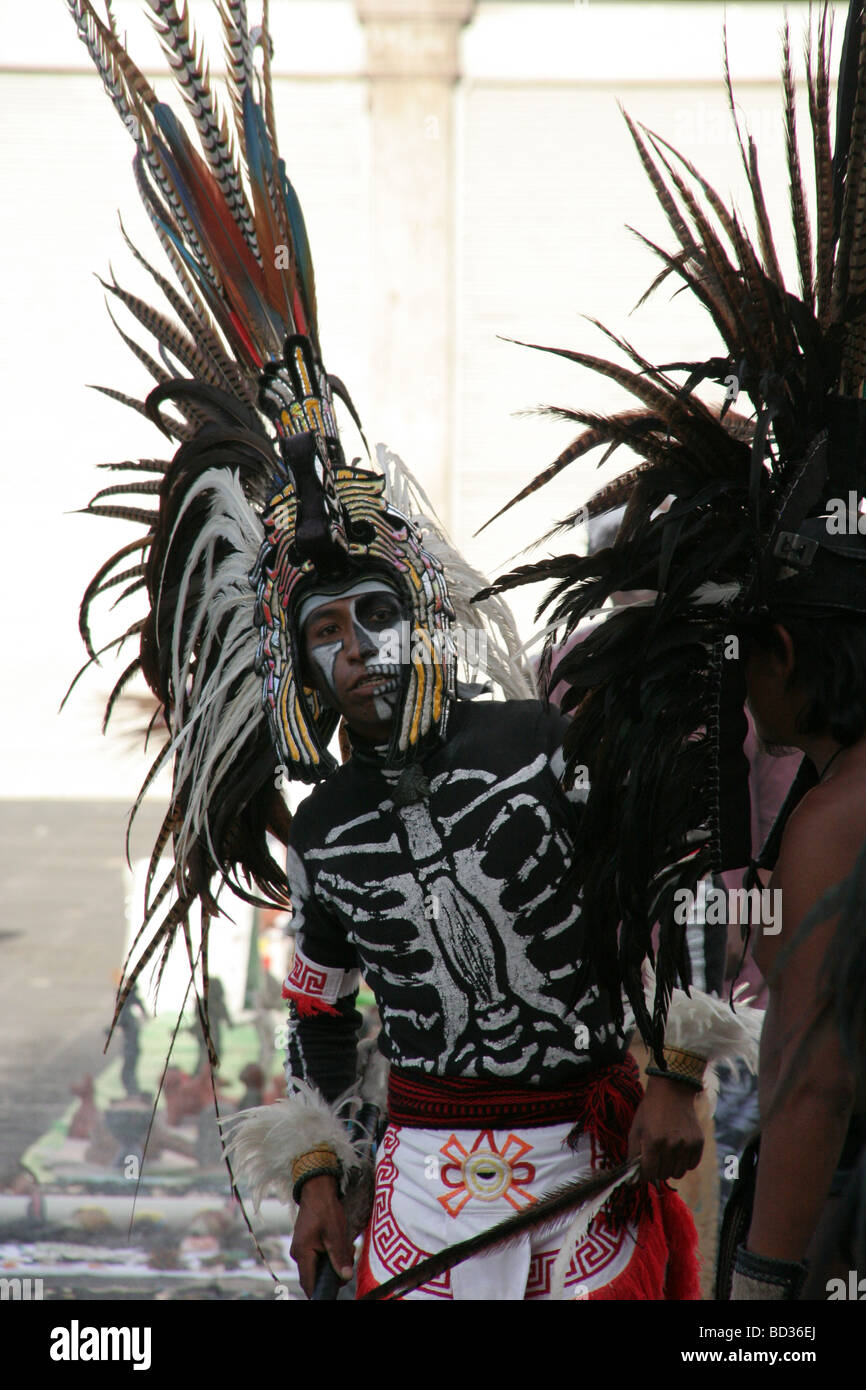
[269,568,720,1300]
[232,396,717,1301]
[69,0,764,1301]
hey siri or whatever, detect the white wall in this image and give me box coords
[0,0,816,796]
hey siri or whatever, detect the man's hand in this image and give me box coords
[290,1174,356,1298]
[627,1075,704,1182]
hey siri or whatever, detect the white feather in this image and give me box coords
[689,581,742,606]
[155,468,265,875]
[647,965,764,1074]
[550,1159,642,1300]
[219,1081,363,1213]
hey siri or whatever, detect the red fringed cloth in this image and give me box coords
[387,1061,643,1130]
[587,1184,701,1301]
[356,1056,701,1301]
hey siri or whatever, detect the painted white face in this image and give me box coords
[301,584,405,722]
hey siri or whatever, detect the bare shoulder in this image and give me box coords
[780,749,866,885]
[758,745,866,979]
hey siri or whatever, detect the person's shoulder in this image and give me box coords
[287,764,356,848]
[503,697,571,747]
[446,698,570,764]
[781,761,866,887]
[761,766,866,976]
[453,697,564,734]
[771,754,866,932]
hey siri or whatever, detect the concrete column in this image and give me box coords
[355,0,476,524]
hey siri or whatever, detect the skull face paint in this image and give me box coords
[301,582,406,724]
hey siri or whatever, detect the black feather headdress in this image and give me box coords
[67,0,535,1046]
[477,2,866,1058]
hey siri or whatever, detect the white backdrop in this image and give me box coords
[0,0,817,799]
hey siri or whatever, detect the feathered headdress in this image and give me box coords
[477,2,866,1057]
[66,0,535,1041]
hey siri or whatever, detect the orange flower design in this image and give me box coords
[437,1130,537,1218]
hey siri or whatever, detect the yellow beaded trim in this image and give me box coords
[291,1145,340,1186]
[649,1045,707,1086]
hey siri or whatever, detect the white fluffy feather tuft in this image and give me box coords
[647,966,764,1074]
[219,1081,362,1212]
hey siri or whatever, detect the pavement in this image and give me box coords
[0,800,164,1185]
[0,800,305,1299]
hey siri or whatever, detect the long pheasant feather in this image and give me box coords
[100,274,218,383]
[96,456,167,473]
[509,339,731,466]
[116,224,237,389]
[78,536,151,658]
[783,22,815,308]
[260,0,279,155]
[103,659,143,733]
[833,6,866,322]
[219,0,254,168]
[146,0,260,259]
[88,479,162,504]
[809,7,835,328]
[644,128,781,355]
[89,383,194,441]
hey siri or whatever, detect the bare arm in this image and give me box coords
[749,812,856,1261]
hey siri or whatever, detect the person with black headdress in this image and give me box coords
[479,0,866,1304]
[729,614,866,1298]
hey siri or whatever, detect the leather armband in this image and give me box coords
[731,1244,808,1301]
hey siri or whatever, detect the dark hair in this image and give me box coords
[752,612,866,746]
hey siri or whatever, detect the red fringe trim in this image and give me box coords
[282,988,340,1019]
[587,1187,701,1302]
[563,1053,649,1230]
[659,1184,702,1301]
[566,1052,643,1168]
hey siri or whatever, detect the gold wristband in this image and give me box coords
[647,1045,707,1089]
[291,1145,340,1187]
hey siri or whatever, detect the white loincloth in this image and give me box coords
[360,1121,637,1300]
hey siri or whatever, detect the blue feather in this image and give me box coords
[153,104,283,353]
[278,158,318,340]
